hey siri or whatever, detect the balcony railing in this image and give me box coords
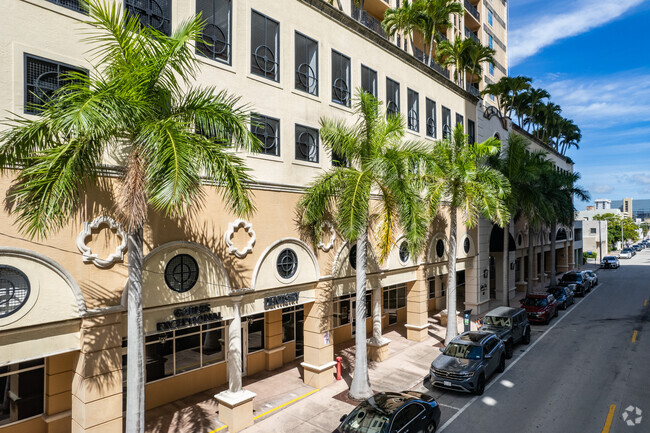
[413,46,451,79]
[464,28,479,43]
[464,0,480,21]
[352,3,388,39]
[437,31,448,42]
[466,82,480,97]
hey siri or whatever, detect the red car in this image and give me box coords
[520,293,558,325]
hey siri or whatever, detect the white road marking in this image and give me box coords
[481,396,497,406]
[438,280,604,432]
[438,403,462,410]
[500,379,514,388]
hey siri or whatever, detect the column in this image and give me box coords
[264,309,284,370]
[45,352,75,433]
[568,240,576,270]
[367,284,391,360]
[71,313,123,433]
[301,282,335,388]
[216,296,255,433]
[558,242,569,272]
[404,268,429,342]
[532,247,539,282]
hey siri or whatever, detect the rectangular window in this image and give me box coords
[383,284,406,325]
[468,119,476,144]
[247,313,265,353]
[251,114,280,156]
[455,113,464,130]
[251,11,280,82]
[488,9,493,26]
[425,98,437,138]
[331,50,351,107]
[361,65,377,97]
[441,106,451,139]
[333,294,352,327]
[489,62,494,76]
[24,54,86,115]
[46,0,87,13]
[489,35,494,49]
[407,89,419,132]
[295,124,319,163]
[428,277,436,299]
[386,77,400,117]
[142,320,226,383]
[282,306,305,357]
[0,359,44,424]
[125,0,171,36]
[295,32,318,95]
[196,0,232,64]
[590,228,597,234]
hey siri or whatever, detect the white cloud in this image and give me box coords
[509,0,643,66]
[624,173,650,185]
[592,185,614,194]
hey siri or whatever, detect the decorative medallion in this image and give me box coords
[76,216,127,268]
[463,238,471,254]
[276,249,298,279]
[165,254,199,293]
[436,239,445,258]
[224,219,256,259]
[399,241,410,263]
[0,266,30,318]
[317,220,336,252]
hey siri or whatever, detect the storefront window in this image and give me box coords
[0,359,44,425]
[125,320,226,384]
[247,313,265,353]
[282,306,305,358]
[383,284,406,324]
[333,293,371,327]
[428,277,435,299]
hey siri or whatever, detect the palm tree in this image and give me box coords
[436,35,472,86]
[537,101,562,142]
[382,0,424,53]
[481,79,510,116]
[0,3,259,431]
[423,124,509,344]
[418,0,464,67]
[298,90,428,400]
[522,88,550,132]
[488,133,546,306]
[465,40,495,88]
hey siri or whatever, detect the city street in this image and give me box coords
[424,251,650,433]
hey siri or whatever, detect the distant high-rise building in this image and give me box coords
[595,199,611,210]
[623,198,633,218]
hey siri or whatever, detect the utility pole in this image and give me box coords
[598,221,602,262]
[621,218,624,250]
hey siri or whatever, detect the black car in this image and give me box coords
[547,286,574,310]
[480,307,531,358]
[559,271,589,296]
[336,391,441,433]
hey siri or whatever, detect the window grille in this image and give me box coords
[196,0,232,64]
[251,11,280,81]
[295,124,319,163]
[331,50,351,107]
[361,65,377,97]
[386,77,400,117]
[295,32,318,95]
[407,89,419,132]
[125,0,171,36]
[426,98,437,138]
[251,114,280,156]
[24,54,85,115]
[441,106,451,138]
[46,0,87,13]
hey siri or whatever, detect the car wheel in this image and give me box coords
[426,422,437,433]
[505,341,513,359]
[554,307,558,318]
[475,375,485,395]
[498,355,506,373]
[561,301,567,310]
[523,328,531,344]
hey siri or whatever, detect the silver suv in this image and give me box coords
[430,331,506,395]
[480,307,531,358]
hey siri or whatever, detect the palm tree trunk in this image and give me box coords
[540,229,546,286]
[445,207,459,345]
[125,227,145,433]
[428,33,435,67]
[527,226,534,295]
[550,222,557,286]
[502,220,510,306]
[349,230,373,400]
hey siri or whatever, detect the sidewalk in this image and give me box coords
[144,266,599,433]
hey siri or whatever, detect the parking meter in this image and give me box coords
[463,309,472,332]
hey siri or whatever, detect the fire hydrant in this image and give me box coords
[336,356,343,380]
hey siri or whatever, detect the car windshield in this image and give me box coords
[339,401,390,433]
[604,256,616,261]
[524,297,547,307]
[561,274,578,282]
[444,343,482,360]
[482,316,511,327]
[549,289,564,298]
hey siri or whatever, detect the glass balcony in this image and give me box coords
[352,3,388,39]
[464,28,479,43]
[464,0,480,21]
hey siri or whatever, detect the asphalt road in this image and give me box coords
[414,250,650,433]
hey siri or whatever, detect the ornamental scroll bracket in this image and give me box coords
[76,216,127,268]
[225,219,256,259]
[317,220,336,252]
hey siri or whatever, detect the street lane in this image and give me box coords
[424,251,650,433]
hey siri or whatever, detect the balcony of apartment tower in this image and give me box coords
[411,30,451,79]
[464,0,481,32]
[351,0,390,40]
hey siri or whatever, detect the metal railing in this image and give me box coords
[464,0,480,21]
[466,83,480,97]
[464,28,479,43]
[438,31,448,42]
[413,47,451,79]
[352,3,388,39]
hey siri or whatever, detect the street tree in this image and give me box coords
[0,2,259,431]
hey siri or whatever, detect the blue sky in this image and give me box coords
[508,0,650,210]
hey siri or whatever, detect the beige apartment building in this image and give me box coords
[0,1,577,433]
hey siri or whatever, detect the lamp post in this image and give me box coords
[621,218,624,250]
[598,221,602,262]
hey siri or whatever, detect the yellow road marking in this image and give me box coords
[644,299,648,307]
[601,404,616,433]
[253,388,320,420]
[207,388,320,433]
[632,330,638,343]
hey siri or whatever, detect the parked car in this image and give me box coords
[480,307,531,358]
[619,249,633,259]
[633,244,642,252]
[547,286,574,310]
[521,293,559,324]
[336,391,441,433]
[430,331,506,395]
[559,271,590,296]
[583,270,598,287]
[601,256,620,269]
